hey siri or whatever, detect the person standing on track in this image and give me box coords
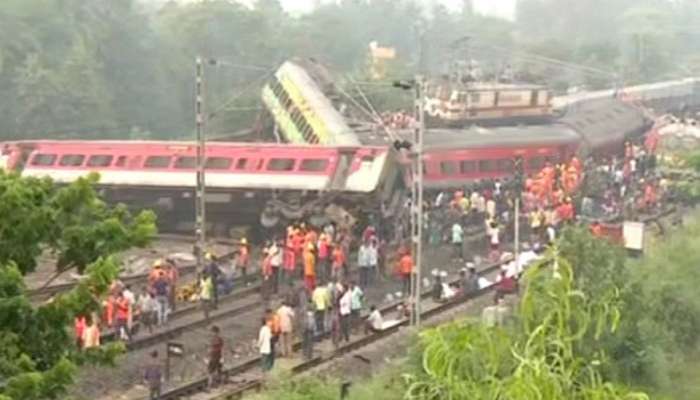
[303,242,317,293]
[199,272,214,321]
[311,284,329,336]
[114,291,131,341]
[338,284,352,343]
[258,318,273,372]
[205,253,222,308]
[302,301,315,360]
[269,239,282,294]
[143,350,163,400]
[398,251,413,297]
[277,301,295,357]
[317,232,331,284]
[357,240,371,288]
[331,245,346,282]
[207,325,224,389]
[451,222,464,260]
[350,281,364,333]
[165,259,178,312]
[236,238,250,287]
[368,238,379,286]
[151,262,170,326]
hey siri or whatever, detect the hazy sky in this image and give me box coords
[276,0,516,19]
[152,0,517,20]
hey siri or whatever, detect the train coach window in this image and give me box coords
[115,156,127,167]
[235,158,248,170]
[205,157,232,170]
[87,155,113,167]
[267,158,296,171]
[59,154,85,166]
[528,157,545,170]
[497,159,514,172]
[300,159,329,172]
[478,160,496,172]
[144,156,171,168]
[174,156,196,169]
[459,160,477,174]
[440,161,457,176]
[31,153,57,166]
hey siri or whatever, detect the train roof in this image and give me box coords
[356,124,580,150]
[557,98,648,149]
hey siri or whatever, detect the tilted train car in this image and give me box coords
[558,98,651,155]
[1,141,398,234]
[261,60,361,146]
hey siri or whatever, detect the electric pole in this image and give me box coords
[410,76,425,328]
[195,57,207,271]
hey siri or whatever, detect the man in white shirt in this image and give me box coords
[365,305,383,334]
[339,286,352,343]
[258,318,273,371]
[269,241,282,294]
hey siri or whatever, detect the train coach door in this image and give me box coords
[329,149,355,190]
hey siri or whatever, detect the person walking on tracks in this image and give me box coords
[302,301,315,359]
[207,325,224,389]
[143,350,162,400]
[258,318,273,372]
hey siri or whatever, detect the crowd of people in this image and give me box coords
[69,132,673,398]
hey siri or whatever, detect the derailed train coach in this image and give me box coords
[0,140,400,236]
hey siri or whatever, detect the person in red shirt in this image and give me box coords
[398,253,413,296]
[590,221,604,238]
[114,292,131,341]
[496,270,517,297]
[292,229,304,278]
[74,315,87,349]
[165,259,179,312]
[331,246,346,282]
[644,182,657,211]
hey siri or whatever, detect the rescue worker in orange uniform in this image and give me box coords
[331,245,346,282]
[303,243,317,292]
[398,252,413,296]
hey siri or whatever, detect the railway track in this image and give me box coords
[103,283,262,351]
[151,207,681,400]
[155,258,507,400]
[27,234,237,301]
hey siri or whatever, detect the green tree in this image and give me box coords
[0,171,155,399]
[405,247,649,399]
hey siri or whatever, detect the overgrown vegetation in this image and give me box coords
[0,171,156,400]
